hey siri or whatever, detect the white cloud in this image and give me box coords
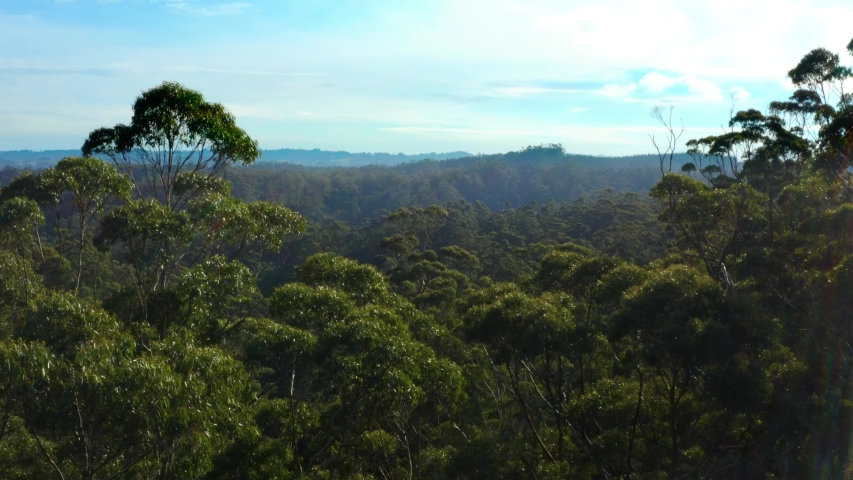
[398,0,853,84]
[595,83,637,98]
[639,72,677,93]
[570,107,589,112]
[632,72,724,103]
[681,75,723,102]
[729,86,751,101]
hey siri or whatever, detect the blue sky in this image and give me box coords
[2,0,853,155]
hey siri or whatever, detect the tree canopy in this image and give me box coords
[82,81,260,209]
[6,38,853,479]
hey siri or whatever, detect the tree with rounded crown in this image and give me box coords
[82,82,260,209]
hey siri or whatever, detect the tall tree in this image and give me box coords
[82,82,260,209]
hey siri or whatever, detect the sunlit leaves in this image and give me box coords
[82,82,259,208]
[295,253,388,306]
[174,256,262,343]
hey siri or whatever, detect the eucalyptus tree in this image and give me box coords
[42,157,132,293]
[650,174,766,288]
[464,283,579,470]
[384,206,450,252]
[239,254,463,478]
[76,83,305,322]
[1,171,68,265]
[608,265,794,479]
[646,37,853,478]
[785,48,851,119]
[0,198,44,306]
[82,82,260,209]
[0,291,255,479]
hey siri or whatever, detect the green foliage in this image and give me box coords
[295,253,389,306]
[228,149,665,224]
[8,43,853,478]
[82,81,260,208]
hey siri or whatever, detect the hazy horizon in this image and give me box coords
[0,146,686,159]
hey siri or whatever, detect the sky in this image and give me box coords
[2,0,853,155]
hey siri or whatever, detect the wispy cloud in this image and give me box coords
[679,75,723,102]
[597,72,723,104]
[167,66,325,76]
[0,60,325,79]
[156,1,251,15]
[382,127,501,136]
[729,86,751,101]
[381,125,724,146]
[494,86,581,97]
[430,94,494,103]
[638,72,676,93]
[4,0,848,153]
[595,83,637,99]
[0,64,120,76]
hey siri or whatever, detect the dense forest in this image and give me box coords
[3,39,853,479]
[229,146,676,223]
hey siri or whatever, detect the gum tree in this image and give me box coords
[82,82,260,209]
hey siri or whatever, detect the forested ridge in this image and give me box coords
[228,145,673,223]
[0,147,691,170]
[0,149,474,169]
[3,39,853,480]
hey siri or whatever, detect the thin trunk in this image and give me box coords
[35,227,45,263]
[158,450,173,480]
[768,198,774,243]
[75,223,86,294]
[626,367,644,480]
[0,414,9,443]
[30,428,66,480]
[668,369,679,480]
[510,361,556,464]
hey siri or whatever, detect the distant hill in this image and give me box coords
[251,145,695,173]
[0,150,81,169]
[229,145,697,223]
[0,146,695,170]
[0,144,697,225]
[0,149,472,169]
[257,149,472,166]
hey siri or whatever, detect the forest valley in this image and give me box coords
[3,39,853,480]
